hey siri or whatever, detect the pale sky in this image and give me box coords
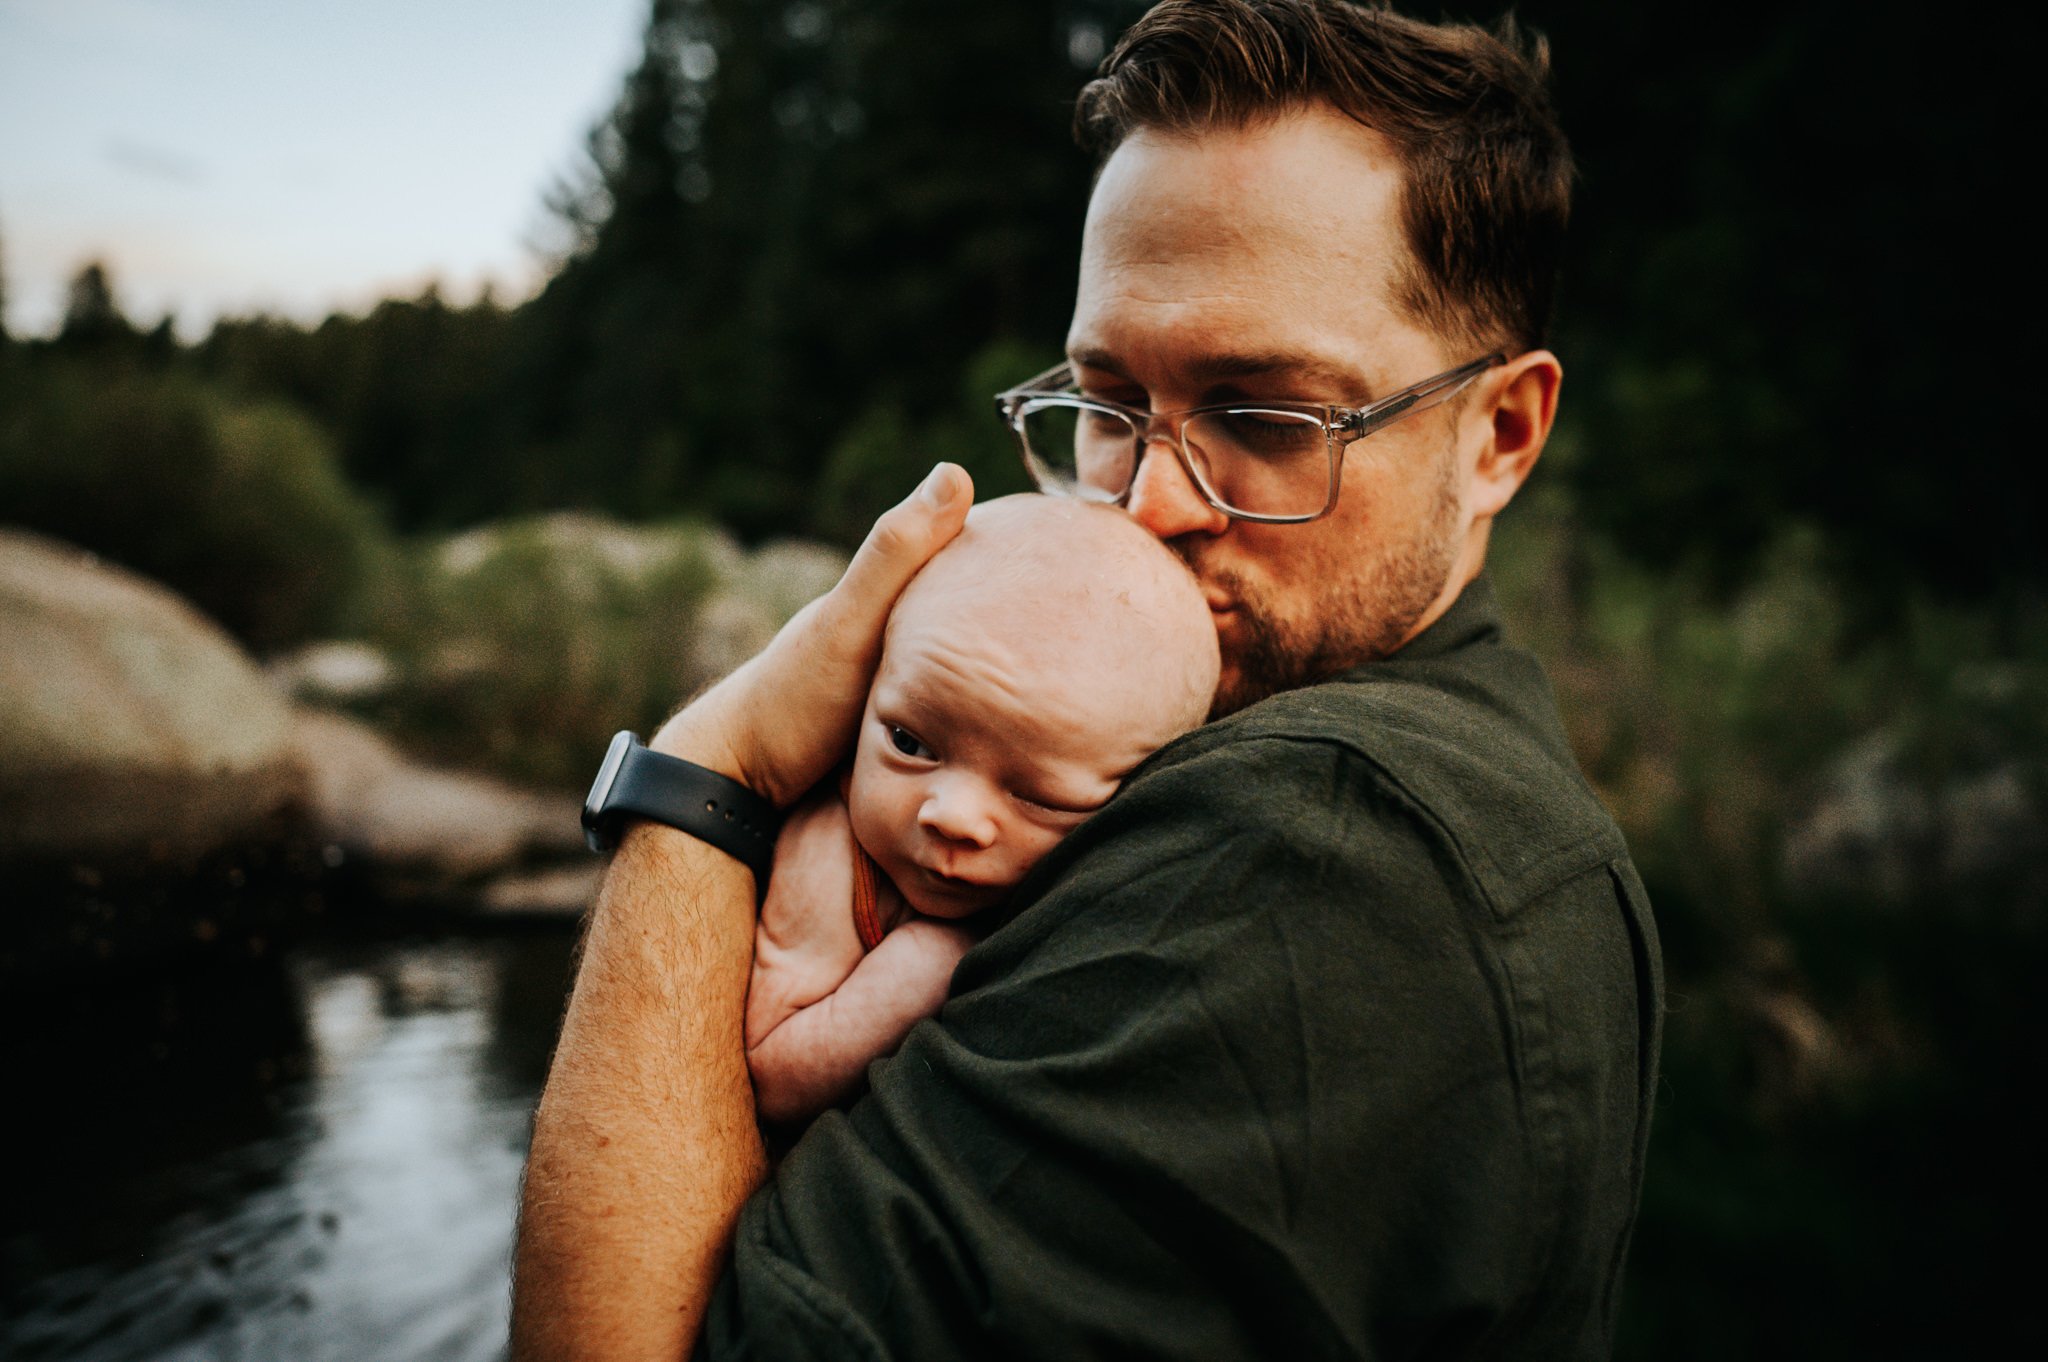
[0,0,650,337]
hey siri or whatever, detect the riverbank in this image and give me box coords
[1,519,848,977]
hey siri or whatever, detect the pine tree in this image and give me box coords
[503,0,710,516]
[59,261,136,351]
[495,2,1136,533]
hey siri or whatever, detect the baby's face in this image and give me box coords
[846,606,1168,920]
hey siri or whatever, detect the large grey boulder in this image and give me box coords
[0,530,304,863]
[288,708,582,884]
[2,530,587,903]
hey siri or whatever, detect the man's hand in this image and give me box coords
[512,464,972,1362]
[655,461,974,805]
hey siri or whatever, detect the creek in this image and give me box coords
[1,924,577,1361]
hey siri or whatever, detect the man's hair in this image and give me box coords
[1074,0,1571,354]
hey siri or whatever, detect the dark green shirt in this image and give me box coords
[704,578,1663,1360]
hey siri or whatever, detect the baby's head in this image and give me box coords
[847,494,1219,918]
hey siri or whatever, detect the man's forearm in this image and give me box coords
[509,464,972,1359]
[512,822,767,1361]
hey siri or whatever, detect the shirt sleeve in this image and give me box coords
[700,733,1548,1361]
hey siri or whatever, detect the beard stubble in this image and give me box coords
[1192,443,1466,718]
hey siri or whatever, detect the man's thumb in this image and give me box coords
[836,463,972,609]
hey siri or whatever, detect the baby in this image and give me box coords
[745,494,1220,1124]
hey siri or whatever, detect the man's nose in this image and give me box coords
[1124,434,1232,541]
[918,778,999,849]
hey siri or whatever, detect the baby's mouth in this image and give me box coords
[919,862,989,888]
[914,861,1005,899]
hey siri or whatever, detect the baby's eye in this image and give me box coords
[888,725,934,760]
[1013,790,1095,819]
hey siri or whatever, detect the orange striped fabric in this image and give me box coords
[850,849,887,953]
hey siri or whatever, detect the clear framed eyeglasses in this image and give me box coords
[994,353,1504,523]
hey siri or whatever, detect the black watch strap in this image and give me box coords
[582,731,780,877]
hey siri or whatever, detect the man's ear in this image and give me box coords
[1465,350,1561,522]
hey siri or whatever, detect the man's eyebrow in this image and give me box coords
[1065,345,1128,378]
[1067,346,1371,399]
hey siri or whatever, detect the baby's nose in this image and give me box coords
[919,779,998,849]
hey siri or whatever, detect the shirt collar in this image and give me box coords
[1379,572,1502,666]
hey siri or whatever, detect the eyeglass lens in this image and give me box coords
[1016,400,1331,518]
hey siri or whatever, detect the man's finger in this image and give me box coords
[787,461,972,684]
[826,462,973,633]
[677,463,974,804]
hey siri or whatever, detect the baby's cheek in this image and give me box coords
[845,773,902,863]
[851,799,902,869]
[1015,820,1076,874]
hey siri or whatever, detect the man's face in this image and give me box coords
[1067,105,1486,713]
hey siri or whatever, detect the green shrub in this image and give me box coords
[0,359,386,650]
[363,516,723,789]
[1496,487,2047,945]
[1494,488,2048,1357]
[811,339,1041,546]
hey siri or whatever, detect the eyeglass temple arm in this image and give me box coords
[1337,354,1504,438]
[994,361,1077,416]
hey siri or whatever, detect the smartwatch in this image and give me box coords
[581,730,780,878]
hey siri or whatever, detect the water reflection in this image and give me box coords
[1,929,575,1361]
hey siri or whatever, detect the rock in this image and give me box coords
[414,514,847,699]
[287,710,583,883]
[0,530,304,863]
[267,641,396,704]
[477,864,603,916]
[738,540,848,621]
[682,592,782,691]
[1781,729,2046,920]
[1,529,586,898]
[436,512,741,589]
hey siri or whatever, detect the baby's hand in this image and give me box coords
[746,785,865,1054]
[746,782,978,1125]
[758,788,860,952]
[749,912,976,1125]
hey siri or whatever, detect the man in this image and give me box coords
[513,3,1662,1358]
